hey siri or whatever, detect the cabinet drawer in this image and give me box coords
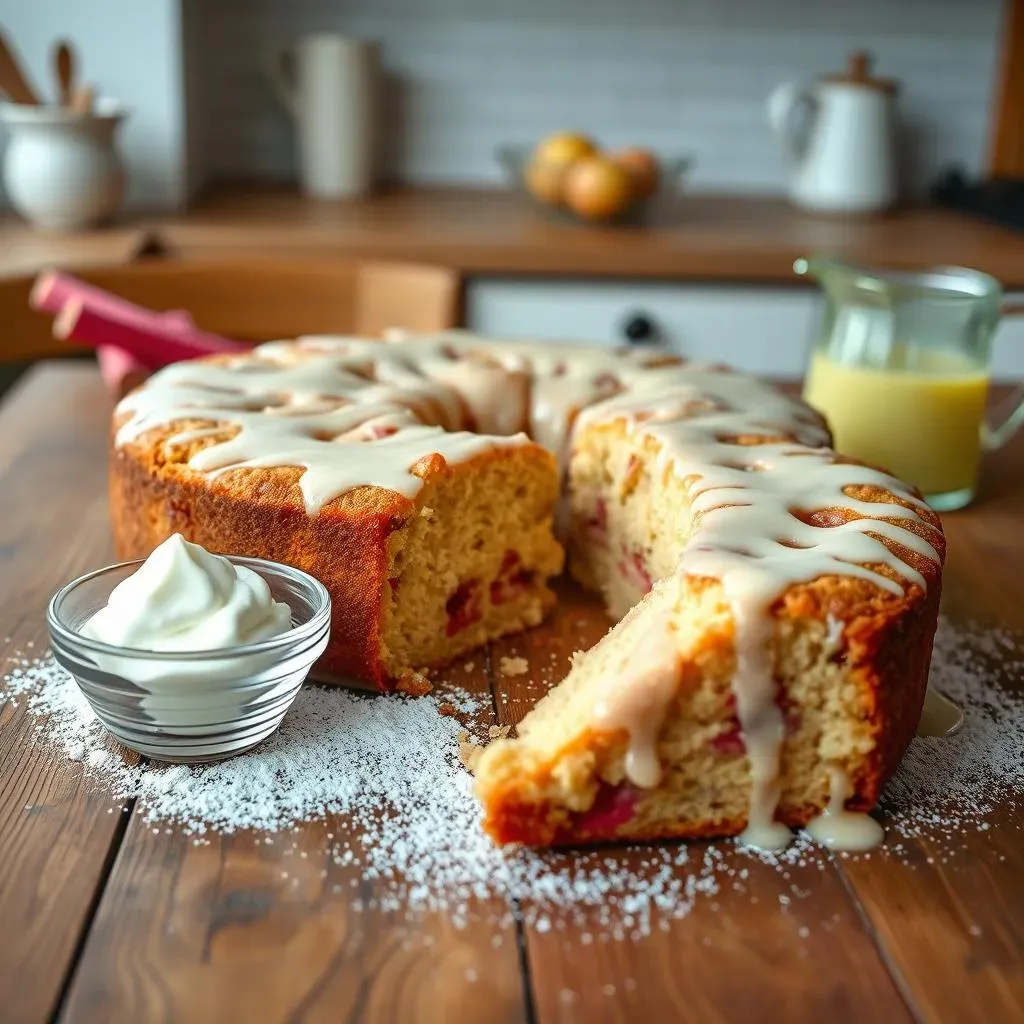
[466,279,1024,379]
[466,279,820,375]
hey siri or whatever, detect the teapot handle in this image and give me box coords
[983,298,1024,450]
[767,81,816,163]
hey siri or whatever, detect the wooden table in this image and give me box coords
[2,364,1023,1023]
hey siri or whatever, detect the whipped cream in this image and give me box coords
[84,533,291,651]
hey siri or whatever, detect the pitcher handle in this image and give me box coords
[266,48,298,118]
[983,297,1024,450]
[767,81,816,163]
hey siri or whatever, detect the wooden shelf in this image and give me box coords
[4,185,1024,288]
[144,185,1024,287]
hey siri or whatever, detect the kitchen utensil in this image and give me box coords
[69,83,95,114]
[0,99,126,231]
[53,39,76,107]
[268,33,378,199]
[0,31,40,105]
[797,255,1024,510]
[768,52,898,215]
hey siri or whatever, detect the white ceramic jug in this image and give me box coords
[269,34,378,199]
[767,52,898,215]
[1,101,127,231]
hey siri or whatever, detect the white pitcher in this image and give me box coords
[269,34,378,199]
[767,52,898,215]
[1,101,127,231]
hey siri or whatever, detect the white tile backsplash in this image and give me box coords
[190,0,1003,193]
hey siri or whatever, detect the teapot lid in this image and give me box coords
[821,51,898,95]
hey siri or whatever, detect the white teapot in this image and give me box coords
[768,52,898,215]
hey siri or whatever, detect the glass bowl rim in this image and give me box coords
[47,554,332,663]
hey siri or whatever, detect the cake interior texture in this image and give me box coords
[108,333,944,847]
[476,417,940,845]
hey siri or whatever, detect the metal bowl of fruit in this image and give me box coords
[498,134,692,226]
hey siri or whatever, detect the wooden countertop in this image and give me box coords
[4,187,1024,286]
[1,364,1023,1022]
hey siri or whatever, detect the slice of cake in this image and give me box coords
[474,381,944,848]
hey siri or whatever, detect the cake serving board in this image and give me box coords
[1,363,1022,1024]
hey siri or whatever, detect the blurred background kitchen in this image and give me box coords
[0,0,1022,387]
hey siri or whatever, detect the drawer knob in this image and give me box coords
[621,312,659,345]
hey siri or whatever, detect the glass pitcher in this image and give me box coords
[797,255,1024,511]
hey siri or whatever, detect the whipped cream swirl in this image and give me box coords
[83,533,291,651]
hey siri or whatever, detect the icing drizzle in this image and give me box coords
[116,331,943,850]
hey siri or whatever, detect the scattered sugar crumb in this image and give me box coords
[396,670,433,696]
[499,656,529,677]
[487,724,512,740]
[457,730,485,773]
[2,615,1021,938]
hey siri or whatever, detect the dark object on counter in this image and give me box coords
[621,312,661,345]
[931,167,1024,233]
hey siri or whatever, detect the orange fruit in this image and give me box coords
[612,148,660,200]
[524,156,569,206]
[532,131,597,167]
[563,156,635,222]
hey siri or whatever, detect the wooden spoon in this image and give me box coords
[53,39,76,107]
[69,83,94,114]
[0,31,40,105]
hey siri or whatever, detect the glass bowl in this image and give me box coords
[47,555,331,763]
[497,144,693,226]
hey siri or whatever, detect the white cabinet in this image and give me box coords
[466,278,1024,379]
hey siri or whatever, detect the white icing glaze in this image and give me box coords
[592,612,681,789]
[805,764,885,851]
[115,330,942,848]
[572,377,937,849]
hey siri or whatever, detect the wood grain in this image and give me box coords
[149,186,1024,287]
[0,366,129,1023]
[60,655,527,1023]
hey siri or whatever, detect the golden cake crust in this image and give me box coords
[110,417,558,688]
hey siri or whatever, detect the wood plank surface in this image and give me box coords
[59,656,527,1022]
[2,365,1023,1023]
[146,187,1024,287]
[0,366,129,1023]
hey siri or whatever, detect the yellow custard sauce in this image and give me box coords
[803,347,989,496]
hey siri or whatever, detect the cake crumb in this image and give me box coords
[438,702,457,717]
[499,656,529,677]
[419,506,434,518]
[397,670,433,696]
[457,730,484,773]
[464,662,474,672]
[488,724,512,740]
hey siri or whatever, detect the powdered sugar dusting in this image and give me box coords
[2,615,1021,934]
